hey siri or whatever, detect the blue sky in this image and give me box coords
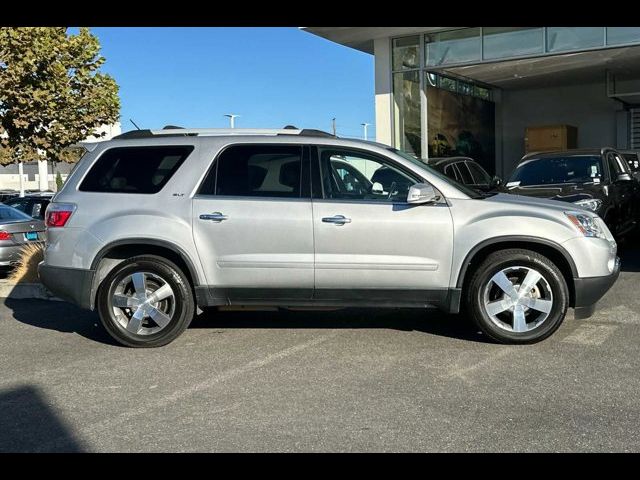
[90,27,376,139]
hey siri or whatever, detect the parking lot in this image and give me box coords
[0,242,638,452]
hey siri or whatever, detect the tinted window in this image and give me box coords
[622,153,640,172]
[0,205,32,221]
[319,148,417,202]
[444,164,461,182]
[509,156,603,186]
[455,162,474,184]
[80,146,193,194]
[5,199,30,213]
[201,145,303,198]
[467,161,492,184]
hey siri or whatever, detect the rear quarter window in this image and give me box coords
[79,146,194,194]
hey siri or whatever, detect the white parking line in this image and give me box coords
[561,324,619,346]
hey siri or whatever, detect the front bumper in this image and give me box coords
[38,262,95,309]
[573,256,620,319]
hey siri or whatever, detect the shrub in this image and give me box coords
[9,242,44,283]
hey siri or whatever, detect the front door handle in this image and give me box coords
[199,212,228,222]
[322,215,351,225]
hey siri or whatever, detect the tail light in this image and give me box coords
[0,231,10,240]
[45,203,76,228]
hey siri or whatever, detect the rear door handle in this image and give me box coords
[322,215,351,225]
[199,212,228,222]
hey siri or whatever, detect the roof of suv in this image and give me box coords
[520,147,618,163]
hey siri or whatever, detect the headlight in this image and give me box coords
[573,198,603,212]
[565,211,606,238]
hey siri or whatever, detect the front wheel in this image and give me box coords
[465,249,569,344]
[96,255,195,347]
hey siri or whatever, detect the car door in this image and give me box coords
[311,146,454,305]
[192,143,314,303]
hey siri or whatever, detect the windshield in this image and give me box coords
[388,148,486,199]
[509,155,603,186]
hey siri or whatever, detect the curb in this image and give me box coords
[0,282,63,301]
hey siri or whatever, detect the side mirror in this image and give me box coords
[407,183,440,204]
[617,173,632,182]
[490,175,503,187]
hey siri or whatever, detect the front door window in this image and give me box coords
[318,148,418,202]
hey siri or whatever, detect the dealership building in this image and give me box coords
[304,27,640,177]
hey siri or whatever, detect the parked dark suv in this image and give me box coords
[506,148,639,238]
[426,157,502,193]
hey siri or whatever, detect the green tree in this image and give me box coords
[55,171,63,191]
[0,27,120,192]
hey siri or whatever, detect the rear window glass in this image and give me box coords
[0,205,32,221]
[509,155,603,186]
[79,146,193,194]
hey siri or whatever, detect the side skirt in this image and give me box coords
[195,287,463,313]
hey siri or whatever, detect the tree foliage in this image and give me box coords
[0,27,120,165]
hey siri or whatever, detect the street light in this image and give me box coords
[224,114,240,129]
[361,123,372,141]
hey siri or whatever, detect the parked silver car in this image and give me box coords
[0,205,46,266]
[38,128,620,347]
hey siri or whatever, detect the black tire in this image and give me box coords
[465,248,569,344]
[96,255,195,348]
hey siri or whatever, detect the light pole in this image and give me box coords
[361,123,372,141]
[224,114,240,129]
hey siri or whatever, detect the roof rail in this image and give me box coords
[113,127,337,140]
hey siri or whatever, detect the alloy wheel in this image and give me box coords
[109,271,176,335]
[482,265,553,333]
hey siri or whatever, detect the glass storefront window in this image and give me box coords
[426,28,481,66]
[439,76,457,92]
[458,81,473,96]
[392,71,421,157]
[546,27,604,53]
[474,85,490,100]
[483,27,543,60]
[606,27,640,46]
[392,36,420,71]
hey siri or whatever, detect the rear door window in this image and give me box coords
[79,146,193,193]
[199,145,303,198]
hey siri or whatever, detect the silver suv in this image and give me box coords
[38,128,620,347]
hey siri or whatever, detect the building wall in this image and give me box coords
[499,81,626,177]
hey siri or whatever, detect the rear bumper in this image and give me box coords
[37,262,95,309]
[573,256,620,319]
[0,245,26,266]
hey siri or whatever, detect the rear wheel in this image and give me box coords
[97,255,195,347]
[465,249,569,344]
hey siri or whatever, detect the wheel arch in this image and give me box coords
[456,236,578,307]
[89,239,201,310]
